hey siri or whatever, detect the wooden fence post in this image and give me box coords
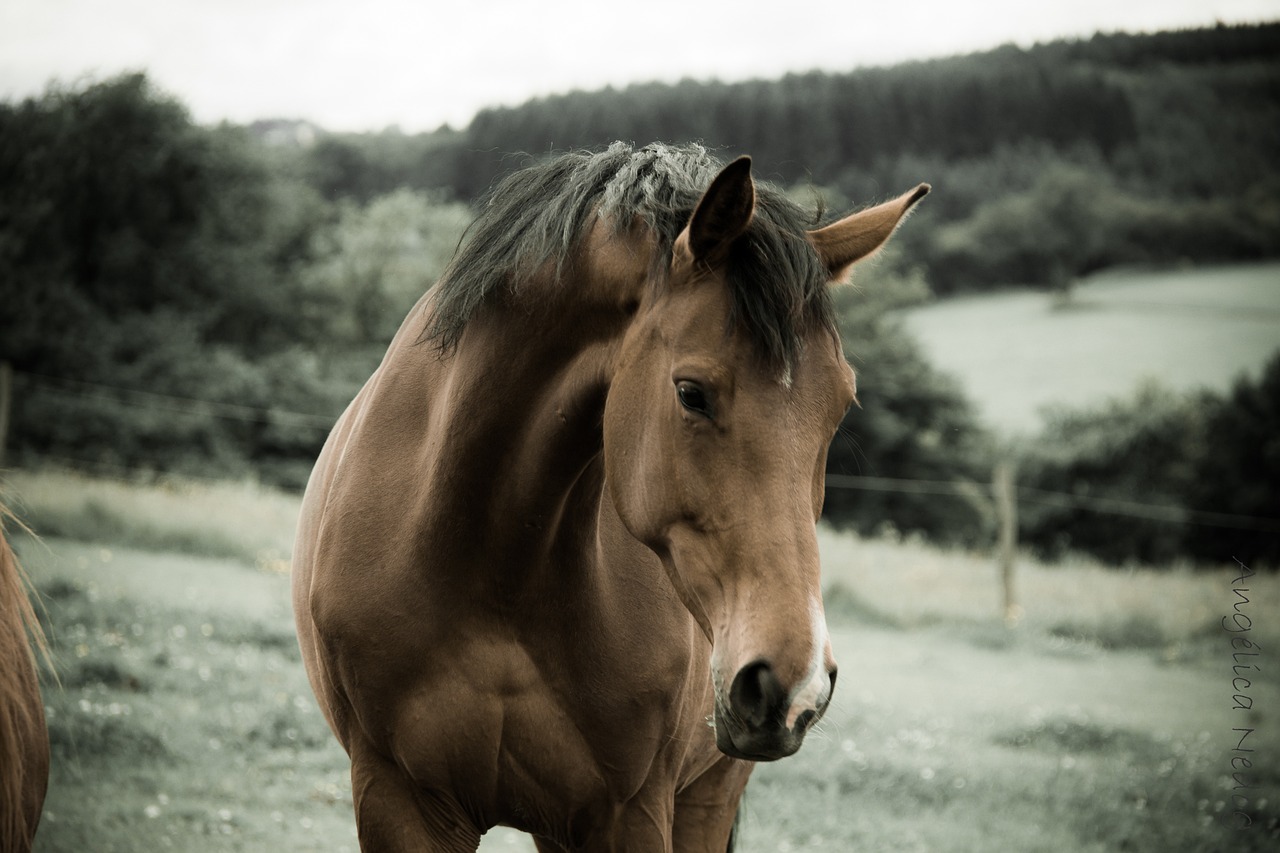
[993,460,1019,625]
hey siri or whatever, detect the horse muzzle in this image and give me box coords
[713,658,836,761]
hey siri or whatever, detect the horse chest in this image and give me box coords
[379,615,712,821]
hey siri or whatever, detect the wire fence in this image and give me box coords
[7,368,1279,535]
[825,473,1280,533]
[10,368,338,430]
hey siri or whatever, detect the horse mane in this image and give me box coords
[0,507,47,853]
[424,142,836,371]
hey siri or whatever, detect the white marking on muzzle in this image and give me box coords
[785,598,831,729]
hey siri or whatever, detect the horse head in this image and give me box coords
[604,157,928,761]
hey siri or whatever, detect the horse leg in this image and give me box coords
[348,734,482,853]
[533,799,675,852]
[671,758,753,852]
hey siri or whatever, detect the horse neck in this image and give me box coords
[383,228,650,566]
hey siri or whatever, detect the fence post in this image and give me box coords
[993,460,1019,625]
[0,361,11,470]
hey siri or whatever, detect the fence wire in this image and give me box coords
[8,369,1279,534]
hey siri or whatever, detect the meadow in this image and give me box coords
[897,261,1280,435]
[6,467,1277,852]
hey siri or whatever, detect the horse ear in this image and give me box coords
[680,156,756,266]
[808,184,930,282]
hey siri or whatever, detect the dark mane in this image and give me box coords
[424,142,836,370]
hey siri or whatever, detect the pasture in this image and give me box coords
[896,261,1280,434]
[6,468,1277,851]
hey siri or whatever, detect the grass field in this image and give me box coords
[897,261,1280,434]
[6,467,1278,851]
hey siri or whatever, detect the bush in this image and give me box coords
[928,160,1118,293]
[1017,383,1207,564]
[0,75,468,487]
[1184,352,1280,565]
[1017,355,1280,567]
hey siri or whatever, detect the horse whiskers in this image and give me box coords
[805,719,838,744]
[661,730,697,747]
[813,710,848,737]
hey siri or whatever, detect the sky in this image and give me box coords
[2,0,1277,132]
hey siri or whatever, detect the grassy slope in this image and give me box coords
[896,262,1280,435]
[7,470,1277,851]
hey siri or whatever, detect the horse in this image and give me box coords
[0,509,49,853]
[293,142,928,852]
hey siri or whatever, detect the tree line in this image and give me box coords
[305,22,1280,294]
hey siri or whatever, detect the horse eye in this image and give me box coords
[676,381,712,418]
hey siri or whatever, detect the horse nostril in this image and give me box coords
[794,709,817,732]
[729,659,786,729]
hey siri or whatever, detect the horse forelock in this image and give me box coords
[423,142,837,372]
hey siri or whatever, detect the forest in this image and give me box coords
[308,22,1280,293]
[1,22,1276,564]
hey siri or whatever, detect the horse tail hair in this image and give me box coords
[0,505,49,853]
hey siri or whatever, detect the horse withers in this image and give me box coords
[1,511,49,853]
[293,143,927,851]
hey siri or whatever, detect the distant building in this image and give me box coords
[247,119,320,148]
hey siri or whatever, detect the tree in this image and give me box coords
[1016,383,1208,564]
[1184,353,1280,565]
[0,74,336,481]
[300,189,470,348]
[926,160,1121,294]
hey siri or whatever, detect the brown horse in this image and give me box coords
[293,143,927,851]
[0,510,49,853]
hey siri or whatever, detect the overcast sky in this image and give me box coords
[2,0,1276,132]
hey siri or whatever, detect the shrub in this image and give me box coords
[1184,352,1280,565]
[1017,382,1207,564]
[1018,355,1280,567]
